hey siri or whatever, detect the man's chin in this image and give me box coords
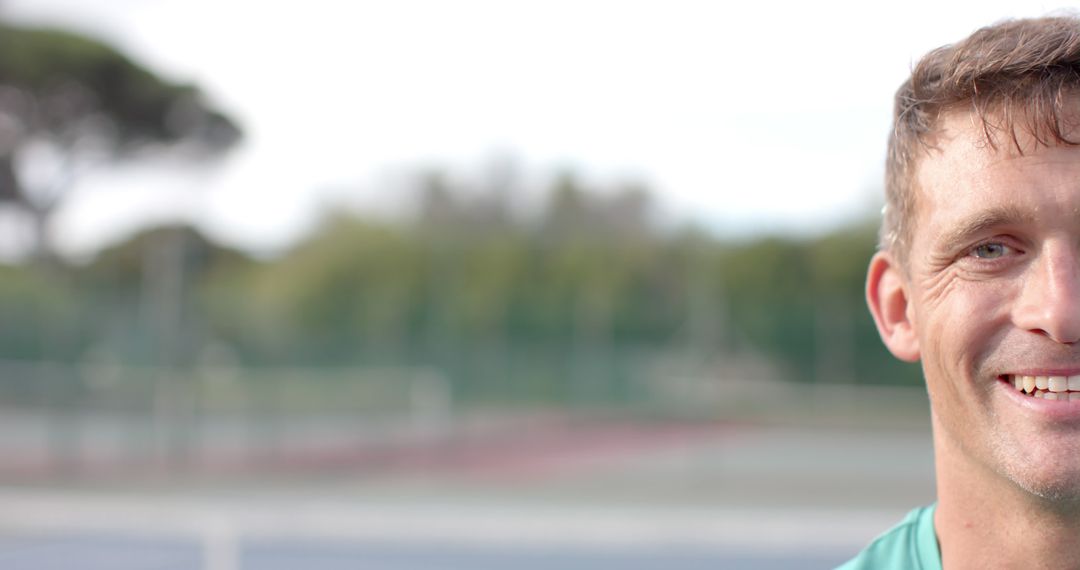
[1005,462,1080,506]
[990,394,1080,504]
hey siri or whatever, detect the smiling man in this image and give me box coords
[843,16,1080,570]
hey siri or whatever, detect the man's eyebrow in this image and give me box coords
[936,206,1034,253]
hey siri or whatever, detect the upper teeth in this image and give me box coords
[1011,374,1080,398]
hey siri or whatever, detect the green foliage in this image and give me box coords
[219,179,915,388]
[262,217,424,339]
[1,25,157,137]
[0,21,240,266]
[0,262,99,363]
[0,23,238,144]
[0,169,921,398]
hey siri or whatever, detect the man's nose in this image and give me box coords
[1014,245,1080,344]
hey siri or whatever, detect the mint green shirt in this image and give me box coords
[837,504,941,570]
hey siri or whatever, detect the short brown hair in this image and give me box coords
[883,16,1080,260]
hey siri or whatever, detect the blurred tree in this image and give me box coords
[252,214,426,360]
[540,172,591,242]
[77,224,254,365]
[416,171,459,233]
[0,22,240,262]
[85,224,251,293]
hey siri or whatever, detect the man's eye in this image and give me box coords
[972,243,1009,259]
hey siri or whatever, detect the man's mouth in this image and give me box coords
[1004,374,1080,400]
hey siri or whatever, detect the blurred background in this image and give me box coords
[0,1,1066,568]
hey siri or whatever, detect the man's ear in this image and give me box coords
[866,251,920,362]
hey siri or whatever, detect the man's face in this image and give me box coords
[895,111,1080,499]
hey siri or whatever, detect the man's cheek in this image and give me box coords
[935,280,1010,321]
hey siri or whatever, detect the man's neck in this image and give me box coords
[935,430,1080,569]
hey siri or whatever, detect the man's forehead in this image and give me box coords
[913,113,1001,210]
[909,108,1080,247]
[922,111,1013,165]
[920,104,1080,163]
[915,108,1080,198]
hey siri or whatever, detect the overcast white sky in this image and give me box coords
[1,0,1075,258]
